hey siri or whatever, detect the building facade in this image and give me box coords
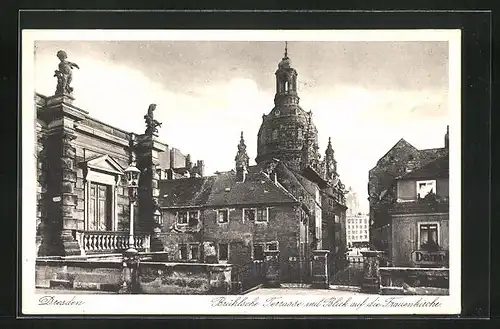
[388,155,449,267]
[346,213,369,247]
[158,45,348,280]
[368,127,449,267]
[158,134,314,282]
[35,76,202,257]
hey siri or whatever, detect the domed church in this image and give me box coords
[257,43,339,186]
[159,43,349,283]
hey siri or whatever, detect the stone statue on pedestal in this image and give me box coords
[144,104,162,136]
[54,50,79,96]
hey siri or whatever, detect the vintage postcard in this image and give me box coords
[21,29,461,315]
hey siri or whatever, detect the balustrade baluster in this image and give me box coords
[111,235,116,250]
[83,234,89,251]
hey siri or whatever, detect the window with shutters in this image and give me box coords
[418,222,440,251]
[88,182,112,231]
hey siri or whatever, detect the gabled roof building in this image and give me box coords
[368,127,449,267]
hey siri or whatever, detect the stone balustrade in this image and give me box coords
[75,230,151,255]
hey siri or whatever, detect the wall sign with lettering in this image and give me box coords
[411,250,449,266]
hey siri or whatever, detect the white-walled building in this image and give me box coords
[346,213,369,246]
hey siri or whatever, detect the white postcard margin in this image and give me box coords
[21,29,462,316]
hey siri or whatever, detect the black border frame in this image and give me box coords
[12,9,491,323]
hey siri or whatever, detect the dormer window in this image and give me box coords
[417,180,436,199]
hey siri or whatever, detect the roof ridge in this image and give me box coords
[258,171,298,203]
[397,153,449,180]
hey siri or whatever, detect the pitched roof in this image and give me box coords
[398,154,449,180]
[420,147,448,161]
[159,166,298,208]
[206,169,297,207]
[375,138,419,166]
[159,176,216,208]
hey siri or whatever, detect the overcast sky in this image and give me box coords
[33,40,450,213]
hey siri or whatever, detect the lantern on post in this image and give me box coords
[154,209,162,227]
[124,162,141,251]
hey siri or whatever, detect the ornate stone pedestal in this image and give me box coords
[311,250,330,289]
[38,93,88,256]
[361,250,384,293]
[136,133,167,251]
[119,248,140,294]
[263,250,281,288]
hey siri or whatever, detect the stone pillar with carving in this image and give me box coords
[36,122,46,256]
[361,250,384,293]
[311,249,330,288]
[136,104,167,251]
[38,93,88,256]
[263,250,281,288]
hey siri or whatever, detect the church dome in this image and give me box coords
[278,56,292,69]
[255,42,320,172]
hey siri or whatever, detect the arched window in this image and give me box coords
[284,81,289,92]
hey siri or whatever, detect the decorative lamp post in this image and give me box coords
[124,162,141,253]
[154,209,162,230]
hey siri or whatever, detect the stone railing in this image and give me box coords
[75,231,151,255]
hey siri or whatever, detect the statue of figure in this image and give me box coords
[144,104,162,136]
[54,50,79,96]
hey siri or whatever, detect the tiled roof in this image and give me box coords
[159,176,216,208]
[420,148,449,161]
[159,165,298,208]
[398,154,449,180]
[206,169,297,207]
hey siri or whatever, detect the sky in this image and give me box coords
[33,39,450,213]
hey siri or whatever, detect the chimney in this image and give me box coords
[185,154,192,170]
[445,125,449,149]
[196,160,205,177]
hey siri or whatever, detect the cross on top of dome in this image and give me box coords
[278,41,292,69]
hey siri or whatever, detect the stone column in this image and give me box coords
[136,134,167,251]
[361,250,384,293]
[311,249,330,288]
[263,250,281,288]
[37,94,88,256]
